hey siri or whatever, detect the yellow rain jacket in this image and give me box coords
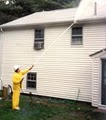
[12,69,29,109]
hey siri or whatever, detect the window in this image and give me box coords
[34,29,44,50]
[26,72,37,89]
[71,27,83,45]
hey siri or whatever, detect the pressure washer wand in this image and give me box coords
[33,22,75,65]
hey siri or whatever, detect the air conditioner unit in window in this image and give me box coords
[34,42,44,50]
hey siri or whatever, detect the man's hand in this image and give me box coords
[29,65,34,70]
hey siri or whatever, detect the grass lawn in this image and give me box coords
[0,94,104,120]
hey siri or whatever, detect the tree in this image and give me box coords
[33,0,63,11]
[0,0,80,25]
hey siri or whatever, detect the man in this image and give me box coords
[12,64,34,110]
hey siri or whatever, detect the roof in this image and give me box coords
[0,8,77,28]
[90,48,106,57]
[1,0,106,28]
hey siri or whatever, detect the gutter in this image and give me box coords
[1,17,106,29]
[0,20,74,29]
[76,17,106,24]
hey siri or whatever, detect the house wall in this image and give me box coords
[0,32,2,76]
[89,23,106,107]
[92,58,100,107]
[1,23,106,105]
[0,32,3,90]
[92,53,106,107]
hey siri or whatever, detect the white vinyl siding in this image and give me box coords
[92,58,100,107]
[92,54,106,108]
[1,29,35,86]
[89,23,106,107]
[0,32,3,90]
[0,32,2,76]
[1,23,106,105]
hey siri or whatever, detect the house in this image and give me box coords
[0,1,106,109]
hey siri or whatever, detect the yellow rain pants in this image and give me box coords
[12,69,29,109]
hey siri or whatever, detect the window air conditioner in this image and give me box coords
[34,42,44,50]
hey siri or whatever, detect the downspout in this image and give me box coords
[0,27,4,86]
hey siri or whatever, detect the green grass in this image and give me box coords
[0,95,104,120]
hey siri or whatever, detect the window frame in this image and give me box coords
[71,26,83,45]
[26,72,37,89]
[34,28,44,50]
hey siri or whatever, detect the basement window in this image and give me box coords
[71,27,83,45]
[26,72,37,89]
[34,29,44,50]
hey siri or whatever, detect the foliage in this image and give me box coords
[0,0,80,25]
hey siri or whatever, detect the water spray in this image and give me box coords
[33,0,96,65]
[33,22,76,65]
[0,28,4,32]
